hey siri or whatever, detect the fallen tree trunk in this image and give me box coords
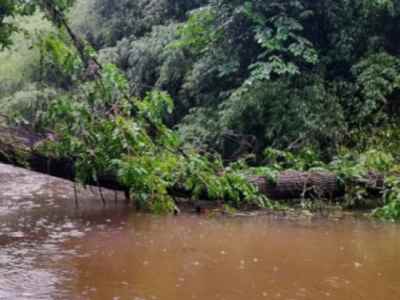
[0,124,383,201]
[248,171,344,199]
[0,125,123,191]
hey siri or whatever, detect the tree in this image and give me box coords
[0,0,75,47]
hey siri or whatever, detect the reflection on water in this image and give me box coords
[1,164,400,300]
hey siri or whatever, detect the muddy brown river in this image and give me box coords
[1,163,400,300]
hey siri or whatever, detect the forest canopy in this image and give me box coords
[71,0,400,158]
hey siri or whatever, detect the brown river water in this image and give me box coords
[1,163,400,300]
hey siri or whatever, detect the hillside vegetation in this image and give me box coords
[2,0,400,218]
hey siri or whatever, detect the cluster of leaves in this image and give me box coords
[35,33,266,212]
[242,0,319,81]
[375,176,400,221]
[42,85,267,212]
[352,52,400,126]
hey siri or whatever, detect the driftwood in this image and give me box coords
[0,124,384,201]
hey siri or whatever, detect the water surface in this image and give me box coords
[1,164,400,300]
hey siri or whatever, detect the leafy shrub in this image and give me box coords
[352,52,400,125]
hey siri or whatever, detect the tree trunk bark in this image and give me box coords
[248,171,344,200]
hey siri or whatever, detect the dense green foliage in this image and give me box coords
[63,0,400,160]
[2,0,400,218]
